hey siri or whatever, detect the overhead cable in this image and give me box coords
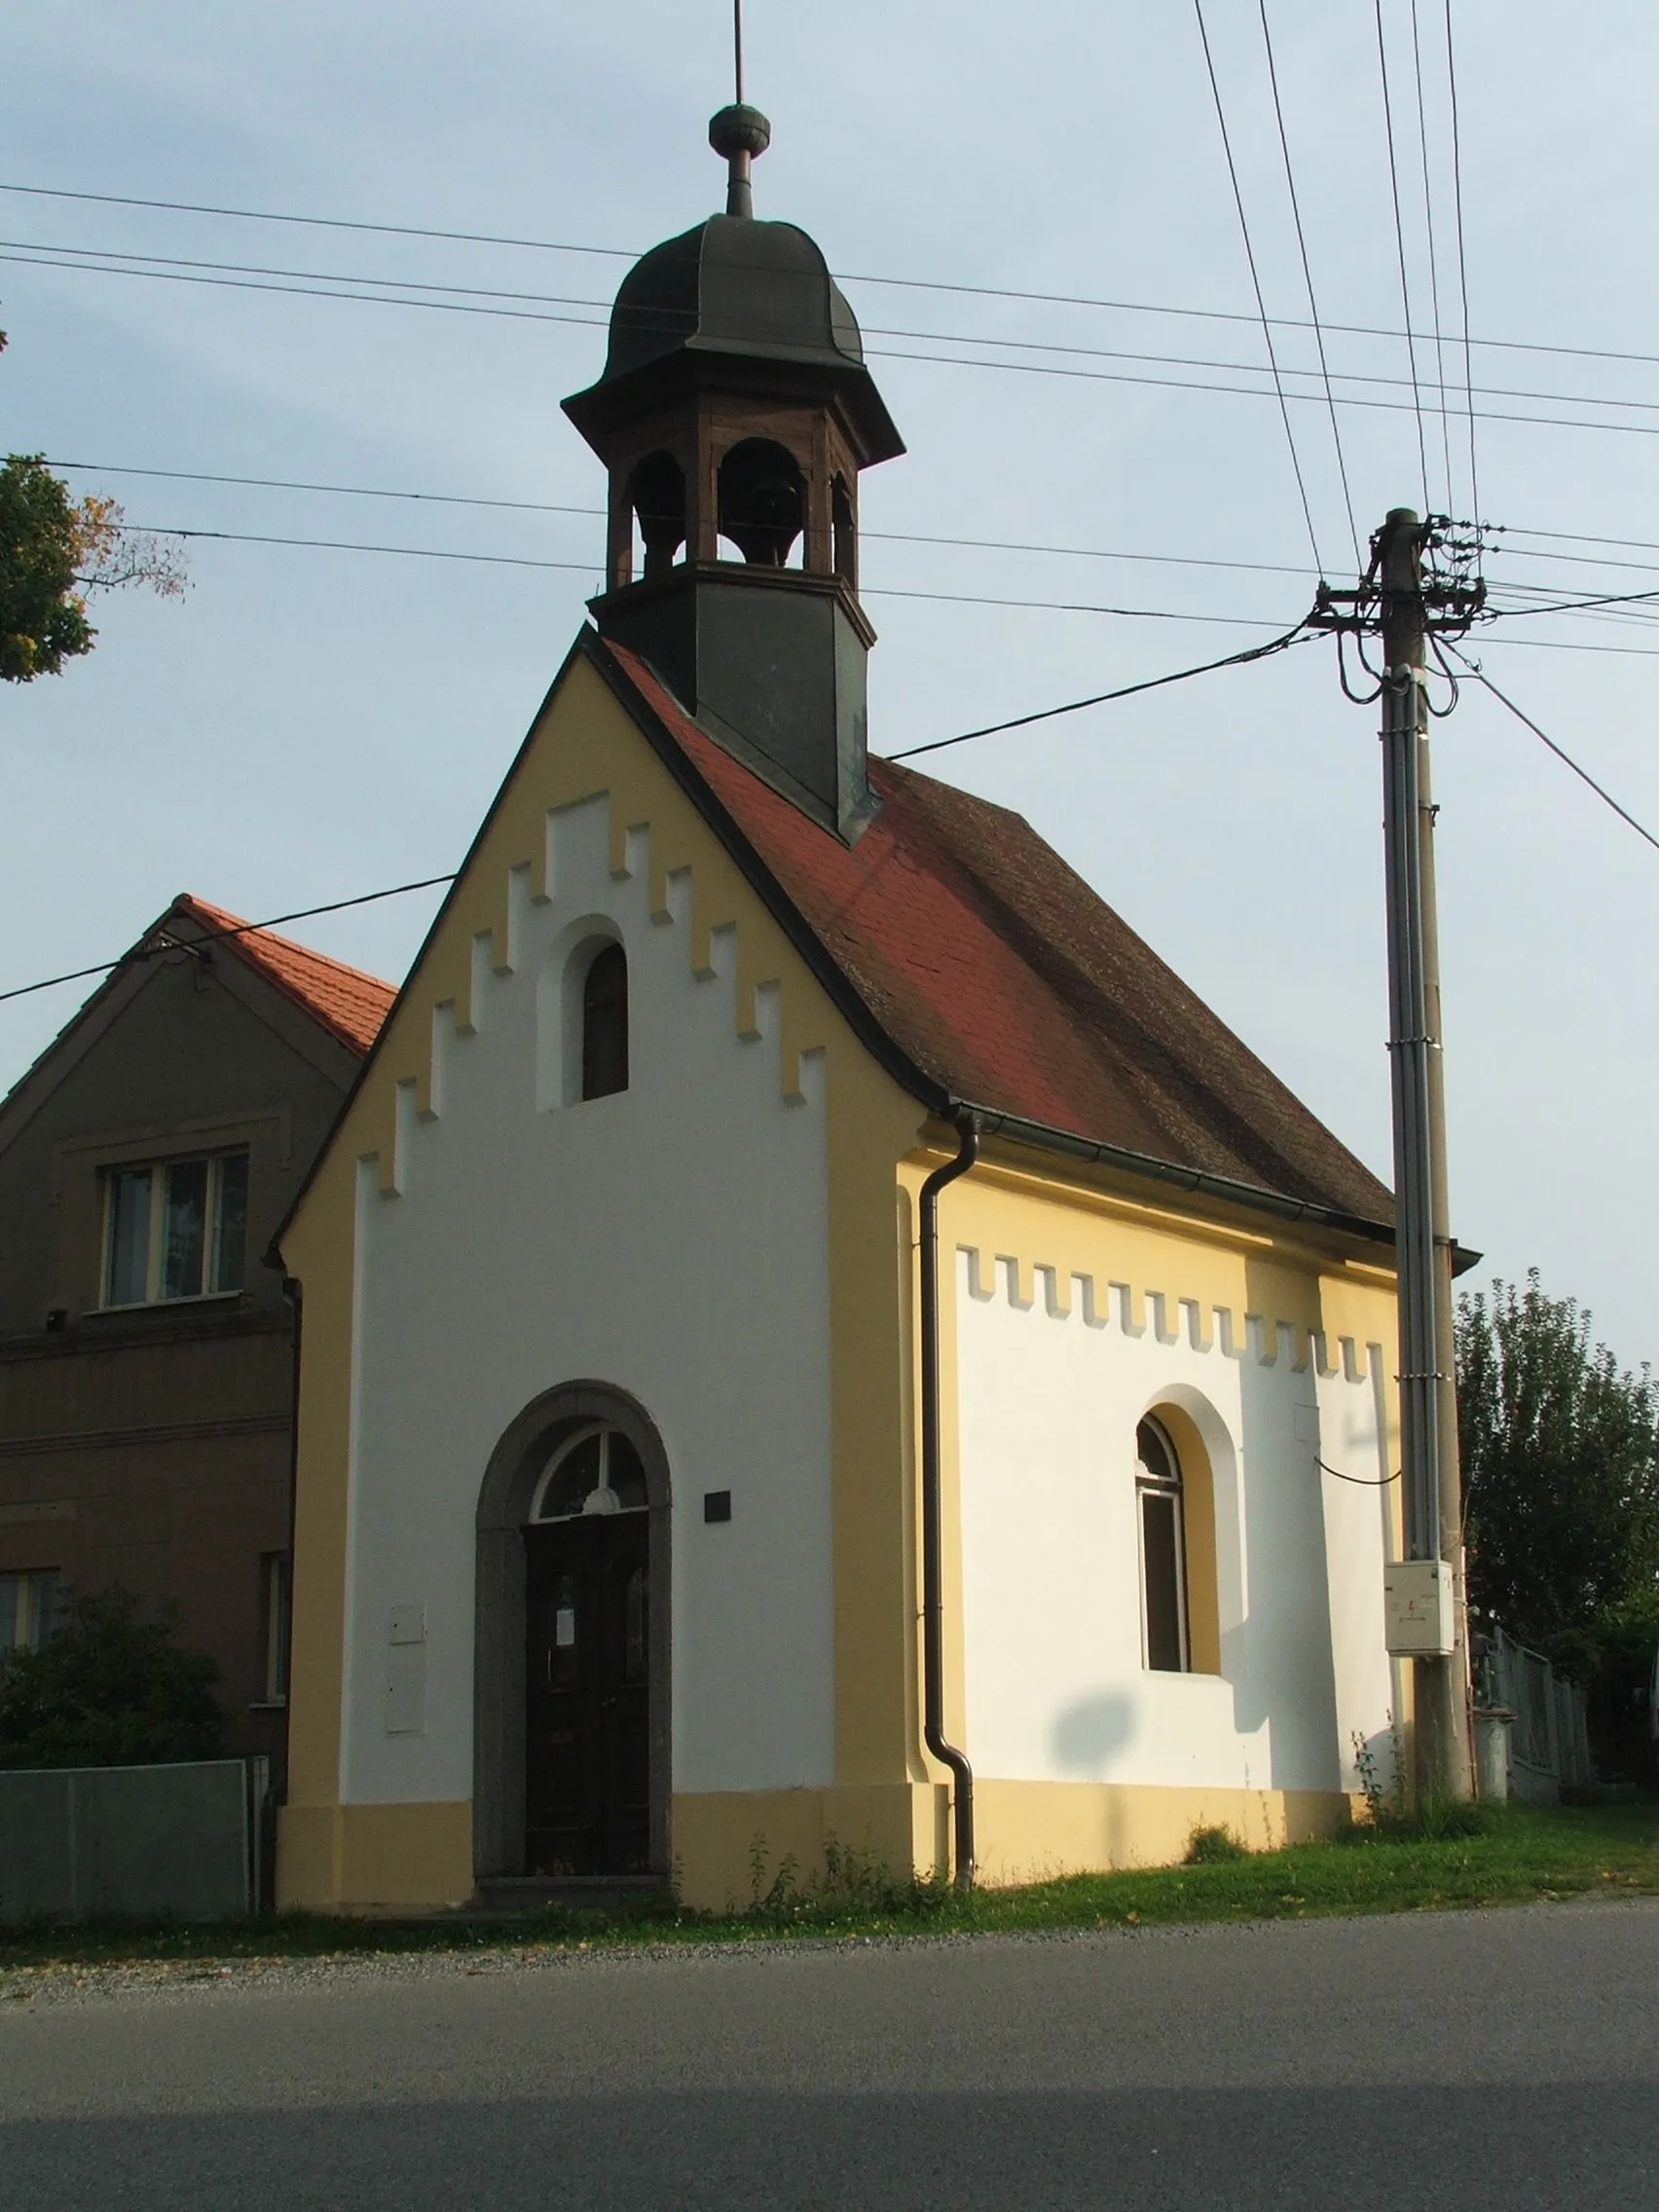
[1191,0,1324,572]
[1373,0,1432,508]
[1447,647,1659,856]
[0,875,458,1009]
[1257,0,1360,567]
[887,624,1314,759]
[99,516,1659,642]
[106,519,1293,626]
[16,243,1659,447]
[52,461,1314,580]
[3,177,1648,374]
[0,635,1315,1007]
[1443,0,1482,522]
[1408,0,1456,510]
[47,460,1659,597]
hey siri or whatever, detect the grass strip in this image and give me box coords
[2,1799,1655,1975]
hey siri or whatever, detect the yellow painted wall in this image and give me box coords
[278,646,928,1911]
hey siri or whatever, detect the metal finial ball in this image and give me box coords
[709,103,772,161]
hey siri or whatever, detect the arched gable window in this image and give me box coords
[1136,1415,1190,1673]
[580,942,629,1100]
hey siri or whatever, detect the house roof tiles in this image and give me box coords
[173,896,395,1056]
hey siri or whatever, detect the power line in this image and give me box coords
[101,514,1659,640]
[1408,0,1456,511]
[107,519,1293,627]
[1443,0,1482,523]
[1256,0,1360,568]
[1447,647,1659,856]
[46,459,1317,579]
[1504,523,1659,556]
[0,875,458,1010]
[46,460,1659,598]
[19,240,1659,446]
[1481,635,1659,660]
[0,634,1316,1008]
[888,624,1314,760]
[1486,579,1659,620]
[18,240,1659,448]
[2,237,1416,385]
[1374,0,1432,508]
[6,177,1654,375]
[1191,0,1324,572]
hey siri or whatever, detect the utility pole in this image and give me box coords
[1316,510,1481,1803]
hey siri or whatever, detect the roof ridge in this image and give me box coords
[599,638,1395,1235]
[172,894,397,991]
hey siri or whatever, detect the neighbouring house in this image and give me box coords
[0,896,394,1784]
[274,107,1413,1916]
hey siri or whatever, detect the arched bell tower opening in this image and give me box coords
[562,98,903,844]
[719,437,806,568]
[628,450,687,578]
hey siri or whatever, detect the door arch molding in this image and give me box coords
[474,1380,671,1880]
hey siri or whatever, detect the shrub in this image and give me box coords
[1185,1824,1249,1864]
[0,1585,226,1769]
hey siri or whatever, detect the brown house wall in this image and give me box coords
[0,940,371,1778]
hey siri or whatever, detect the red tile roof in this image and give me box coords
[171,895,396,1056]
[599,639,1394,1231]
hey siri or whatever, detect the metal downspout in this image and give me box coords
[277,1276,303,1815]
[919,1115,980,1892]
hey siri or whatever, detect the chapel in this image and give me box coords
[274,99,1406,1914]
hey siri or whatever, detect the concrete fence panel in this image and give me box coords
[0,1758,266,1924]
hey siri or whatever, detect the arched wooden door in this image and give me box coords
[522,1423,651,1876]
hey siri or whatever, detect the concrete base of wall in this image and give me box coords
[277,1781,1359,1916]
[276,1800,474,1913]
[973,1780,1361,1886]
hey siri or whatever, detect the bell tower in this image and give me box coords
[562,102,903,843]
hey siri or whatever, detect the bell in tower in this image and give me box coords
[562,102,903,844]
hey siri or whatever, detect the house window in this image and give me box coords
[101,1151,249,1308]
[262,1552,292,1704]
[1136,1416,1190,1673]
[580,943,629,1101]
[0,1570,64,1650]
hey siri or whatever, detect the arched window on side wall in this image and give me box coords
[580,941,629,1100]
[1136,1415,1190,1673]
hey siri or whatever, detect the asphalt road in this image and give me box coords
[2,1900,1655,2209]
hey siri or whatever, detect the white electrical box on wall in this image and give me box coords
[1384,1560,1456,1656]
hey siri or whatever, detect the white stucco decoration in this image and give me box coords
[338,793,836,1806]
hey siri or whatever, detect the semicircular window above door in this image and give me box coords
[529,1423,647,1522]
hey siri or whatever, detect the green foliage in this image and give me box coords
[0,1585,227,1769]
[740,1830,951,1925]
[1457,1272,1659,1654]
[0,453,95,682]
[1,335,187,682]
[1184,1824,1248,1864]
[4,1802,1655,1970]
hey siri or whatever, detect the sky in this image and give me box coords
[2,1,1655,1365]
